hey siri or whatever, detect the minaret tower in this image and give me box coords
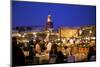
[45,15,53,32]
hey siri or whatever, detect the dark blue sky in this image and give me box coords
[12,1,96,29]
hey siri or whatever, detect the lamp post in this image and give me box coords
[89,30,92,36]
[59,27,62,47]
[79,30,82,35]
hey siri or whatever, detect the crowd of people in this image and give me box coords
[12,36,96,66]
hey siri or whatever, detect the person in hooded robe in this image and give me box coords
[12,37,25,66]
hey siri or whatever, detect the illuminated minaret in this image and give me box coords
[45,15,53,32]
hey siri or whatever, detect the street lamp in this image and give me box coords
[33,32,37,38]
[79,30,82,35]
[17,33,21,37]
[89,30,92,34]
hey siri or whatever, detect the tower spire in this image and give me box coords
[45,14,53,31]
[47,15,51,22]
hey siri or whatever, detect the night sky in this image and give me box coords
[12,1,96,30]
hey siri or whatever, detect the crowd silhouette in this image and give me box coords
[12,36,96,66]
